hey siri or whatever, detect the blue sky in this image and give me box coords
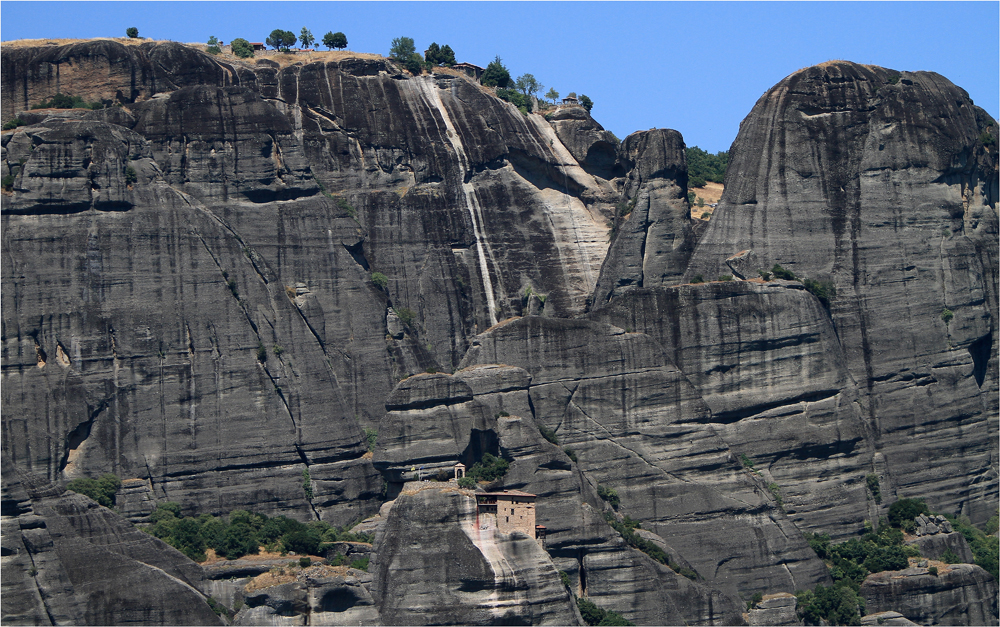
[2,2,997,154]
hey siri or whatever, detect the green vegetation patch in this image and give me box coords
[144,503,372,562]
[577,597,634,626]
[465,452,510,482]
[66,473,121,508]
[686,146,728,188]
[603,512,698,580]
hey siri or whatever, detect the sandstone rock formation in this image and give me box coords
[1,462,222,625]
[682,61,998,524]
[2,41,997,626]
[861,563,999,625]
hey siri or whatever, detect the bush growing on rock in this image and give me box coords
[206,36,221,55]
[482,56,511,88]
[230,38,254,58]
[457,476,476,489]
[126,27,139,39]
[66,474,121,508]
[577,597,634,625]
[795,583,865,626]
[887,497,929,529]
[466,453,510,482]
[389,36,416,60]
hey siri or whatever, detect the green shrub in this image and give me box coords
[481,55,511,88]
[717,274,733,282]
[759,270,772,281]
[559,570,572,591]
[803,278,837,306]
[888,74,900,85]
[981,130,997,148]
[394,307,415,326]
[124,165,138,185]
[686,146,728,185]
[795,583,865,626]
[299,556,312,568]
[940,548,960,564]
[364,428,378,452]
[230,38,254,59]
[404,53,423,75]
[2,118,25,131]
[538,424,560,445]
[217,522,260,559]
[2,174,15,191]
[256,341,267,362]
[206,36,221,55]
[597,484,620,509]
[33,93,102,110]
[466,453,510,482]
[496,88,532,113]
[768,482,784,508]
[206,596,229,616]
[282,529,322,556]
[888,498,929,528]
[273,344,284,357]
[928,566,938,576]
[563,448,577,462]
[771,264,797,281]
[866,474,882,504]
[940,308,954,324]
[690,274,704,284]
[577,597,634,626]
[457,476,476,489]
[350,556,369,571]
[66,473,121,508]
[739,453,755,469]
[126,27,139,38]
[302,468,313,499]
[371,272,388,290]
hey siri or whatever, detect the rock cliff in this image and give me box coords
[1,462,222,625]
[681,61,998,524]
[861,563,999,625]
[2,41,997,626]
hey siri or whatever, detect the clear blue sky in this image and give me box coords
[2,2,997,154]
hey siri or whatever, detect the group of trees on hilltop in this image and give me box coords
[390,36,457,75]
[262,28,349,52]
[686,146,729,188]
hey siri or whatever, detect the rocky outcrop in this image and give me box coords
[747,592,801,625]
[460,316,831,601]
[588,281,875,539]
[231,565,378,626]
[371,486,579,625]
[861,563,999,625]
[0,463,223,625]
[2,43,617,529]
[545,106,621,178]
[682,61,998,523]
[860,611,919,626]
[591,129,695,305]
[907,530,975,564]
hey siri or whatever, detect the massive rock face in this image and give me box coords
[592,128,697,305]
[682,61,998,523]
[2,42,997,626]
[371,486,579,625]
[1,463,222,626]
[861,564,999,625]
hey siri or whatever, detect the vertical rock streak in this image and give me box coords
[412,77,500,326]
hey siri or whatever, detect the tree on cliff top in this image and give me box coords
[299,28,314,49]
[126,27,139,39]
[389,36,416,60]
[323,31,348,50]
[482,56,511,88]
[515,73,543,98]
[578,94,593,113]
[230,38,254,58]
[266,29,296,52]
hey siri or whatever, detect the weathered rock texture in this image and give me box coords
[588,281,875,540]
[861,563,999,625]
[460,317,831,601]
[371,486,579,625]
[592,129,695,305]
[747,592,801,625]
[2,42,615,529]
[1,463,222,625]
[682,61,999,523]
[2,41,997,626]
